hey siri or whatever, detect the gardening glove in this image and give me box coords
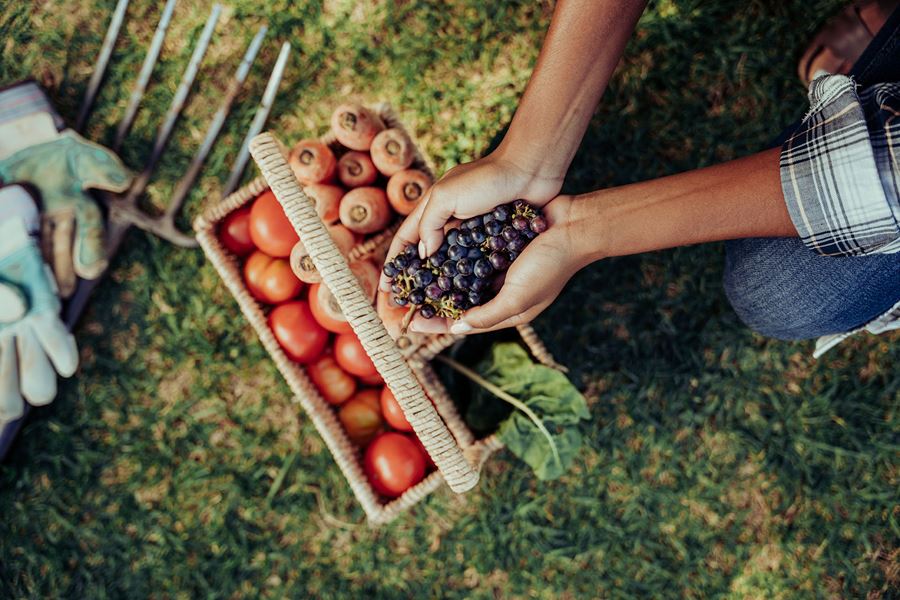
[0,185,78,424]
[0,129,131,298]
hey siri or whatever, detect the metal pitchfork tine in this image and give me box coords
[75,0,130,133]
[223,41,292,196]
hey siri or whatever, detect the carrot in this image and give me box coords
[339,187,392,235]
[289,223,358,284]
[370,128,414,176]
[386,169,432,216]
[337,151,378,188]
[304,182,344,224]
[330,103,384,151]
[350,259,380,303]
[288,139,336,183]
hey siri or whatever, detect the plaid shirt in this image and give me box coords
[779,74,899,356]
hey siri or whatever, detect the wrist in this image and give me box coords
[565,190,612,266]
[493,133,568,188]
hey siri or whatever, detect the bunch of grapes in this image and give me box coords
[383,200,547,320]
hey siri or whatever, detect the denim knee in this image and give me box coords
[724,239,817,340]
[723,237,900,341]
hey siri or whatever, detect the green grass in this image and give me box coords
[1,0,898,598]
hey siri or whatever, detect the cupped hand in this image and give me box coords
[405,194,587,335]
[379,150,563,293]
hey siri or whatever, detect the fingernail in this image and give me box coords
[450,321,471,334]
[418,240,426,259]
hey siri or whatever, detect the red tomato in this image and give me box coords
[244,250,303,304]
[334,332,377,378]
[308,283,352,334]
[269,300,329,364]
[339,389,383,445]
[219,205,255,256]
[379,386,413,432]
[307,352,356,405]
[359,371,383,386]
[249,190,298,257]
[364,432,427,498]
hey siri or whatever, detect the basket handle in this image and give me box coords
[249,132,479,494]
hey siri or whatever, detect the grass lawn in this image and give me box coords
[1,0,898,597]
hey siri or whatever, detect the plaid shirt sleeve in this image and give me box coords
[780,75,900,256]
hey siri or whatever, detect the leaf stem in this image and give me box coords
[434,354,561,470]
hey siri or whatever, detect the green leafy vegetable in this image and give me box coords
[478,343,589,480]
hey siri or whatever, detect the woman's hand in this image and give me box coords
[378,147,564,293]
[406,194,593,335]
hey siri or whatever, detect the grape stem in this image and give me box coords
[400,305,417,335]
[434,354,562,470]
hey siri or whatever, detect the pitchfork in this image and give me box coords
[0,0,291,458]
[65,0,291,325]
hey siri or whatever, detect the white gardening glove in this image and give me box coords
[0,185,78,424]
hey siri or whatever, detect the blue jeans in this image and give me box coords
[723,6,900,341]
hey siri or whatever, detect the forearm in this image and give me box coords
[499,0,647,178]
[573,147,796,262]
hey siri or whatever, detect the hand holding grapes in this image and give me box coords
[379,149,563,295]
[389,195,588,335]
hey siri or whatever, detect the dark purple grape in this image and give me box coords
[470,277,488,293]
[428,250,447,268]
[391,283,403,295]
[512,216,529,231]
[482,213,496,225]
[453,274,472,289]
[522,228,537,241]
[446,229,460,246]
[489,252,510,270]
[441,261,457,277]
[449,291,466,306]
[394,254,409,269]
[473,259,493,278]
[485,219,503,236]
[457,230,473,247]
[409,289,425,305]
[437,275,453,291]
[425,283,443,300]
[466,247,484,260]
[488,236,506,251]
[448,244,466,260]
[507,237,526,253]
[439,239,450,253]
[463,217,481,230]
[468,290,482,305]
[470,227,486,244]
[507,250,519,262]
[394,296,408,306]
[405,258,422,275]
[419,304,437,319]
[383,263,399,277]
[413,269,434,287]
[501,227,519,243]
[492,205,510,221]
[456,258,473,275]
[530,216,548,233]
[404,244,418,257]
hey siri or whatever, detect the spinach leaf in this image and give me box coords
[478,343,589,480]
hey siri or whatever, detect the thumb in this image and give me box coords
[416,184,454,258]
[73,198,108,280]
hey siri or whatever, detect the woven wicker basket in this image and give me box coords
[195,105,563,524]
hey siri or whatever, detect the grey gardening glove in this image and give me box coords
[0,185,77,424]
[0,130,131,297]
